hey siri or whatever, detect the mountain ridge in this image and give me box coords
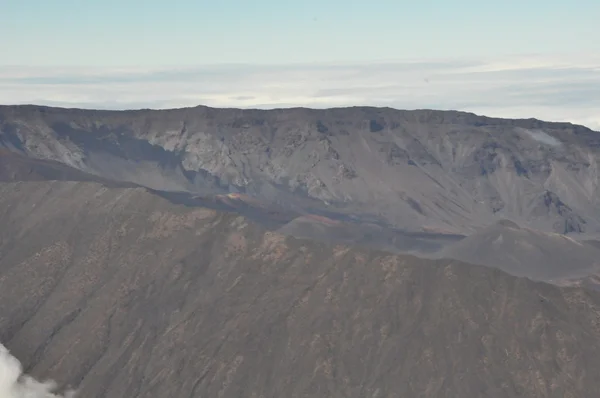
[3,103,600,284]
[2,104,598,132]
[2,179,600,397]
[2,103,599,239]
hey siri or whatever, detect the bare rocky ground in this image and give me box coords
[1,180,600,397]
[3,105,600,397]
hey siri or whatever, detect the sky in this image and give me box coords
[1,0,599,129]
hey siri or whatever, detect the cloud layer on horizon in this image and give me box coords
[1,55,599,130]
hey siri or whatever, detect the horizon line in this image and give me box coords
[1,102,595,131]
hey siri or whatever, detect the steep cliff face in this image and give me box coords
[2,180,600,398]
[2,105,600,236]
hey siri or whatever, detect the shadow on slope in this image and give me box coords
[276,214,464,255]
[0,148,464,254]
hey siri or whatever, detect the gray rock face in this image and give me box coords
[2,105,600,237]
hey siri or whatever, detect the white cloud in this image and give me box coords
[523,130,562,147]
[0,343,75,398]
[0,54,599,131]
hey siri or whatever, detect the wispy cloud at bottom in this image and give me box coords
[0,343,75,398]
[1,54,599,130]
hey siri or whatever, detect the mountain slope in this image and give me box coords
[2,104,600,236]
[0,148,134,187]
[2,181,600,397]
[440,220,600,283]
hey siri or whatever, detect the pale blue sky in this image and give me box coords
[1,0,599,129]
[1,0,599,66]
